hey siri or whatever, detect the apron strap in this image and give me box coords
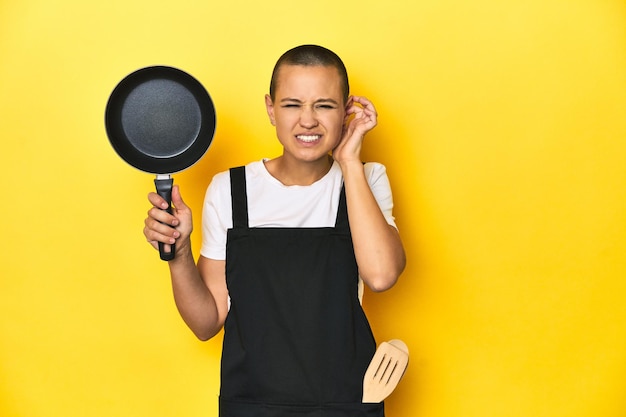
[334,184,349,232]
[335,162,364,232]
[229,166,249,229]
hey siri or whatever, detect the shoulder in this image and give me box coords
[363,161,389,184]
[207,160,266,192]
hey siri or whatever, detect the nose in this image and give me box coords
[299,106,318,128]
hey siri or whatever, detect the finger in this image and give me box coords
[346,104,377,121]
[144,217,180,243]
[346,104,364,118]
[144,226,176,247]
[350,96,377,117]
[352,95,375,109]
[352,101,377,121]
[171,185,189,212]
[347,112,377,134]
[148,191,169,210]
[147,206,179,227]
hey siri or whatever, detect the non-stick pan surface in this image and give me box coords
[105,65,216,174]
[105,66,216,261]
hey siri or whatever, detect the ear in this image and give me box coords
[344,95,354,123]
[265,94,276,126]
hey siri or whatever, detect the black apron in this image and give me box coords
[219,166,384,417]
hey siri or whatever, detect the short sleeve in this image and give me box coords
[364,162,397,229]
[200,171,233,260]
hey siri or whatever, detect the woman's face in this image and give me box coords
[265,64,347,165]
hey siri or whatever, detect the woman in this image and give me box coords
[144,44,406,417]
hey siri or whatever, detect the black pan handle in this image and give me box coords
[154,176,175,261]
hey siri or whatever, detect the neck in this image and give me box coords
[264,155,333,186]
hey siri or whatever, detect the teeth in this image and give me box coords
[297,135,320,142]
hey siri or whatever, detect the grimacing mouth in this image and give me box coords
[296,134,321,143]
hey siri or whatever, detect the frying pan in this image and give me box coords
[105,66,216,261]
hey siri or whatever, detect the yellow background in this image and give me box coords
[2,0,626,416]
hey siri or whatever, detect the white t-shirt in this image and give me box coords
[200,159,397,261]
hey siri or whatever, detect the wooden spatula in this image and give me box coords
[362,339,409,403]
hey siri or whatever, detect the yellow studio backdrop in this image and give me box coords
[1,0,625,416]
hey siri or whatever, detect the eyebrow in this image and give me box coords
[280,98,340,105]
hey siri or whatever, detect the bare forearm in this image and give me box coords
[168,244,222,340]
[340,161,406,291]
